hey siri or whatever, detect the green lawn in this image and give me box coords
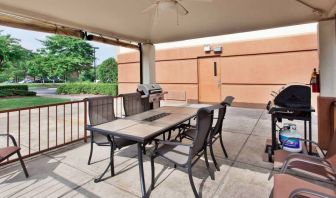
[0,96,70,111]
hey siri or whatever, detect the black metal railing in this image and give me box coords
[0,95,138,165]
[0,100,88,165]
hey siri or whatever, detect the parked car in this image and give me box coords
[18,79,33,84]
[1,80,13,84]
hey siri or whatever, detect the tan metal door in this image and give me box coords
[198,58,221,103]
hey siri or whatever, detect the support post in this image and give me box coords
[317,19,336,149]
[140,43,156,84]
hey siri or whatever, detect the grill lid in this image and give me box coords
[137,84,162,96]
[273,84,311,109]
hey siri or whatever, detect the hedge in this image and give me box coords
[0,85,28,91]
[0,89,36,97]
[57,83,118,96]
[0,85,36,97]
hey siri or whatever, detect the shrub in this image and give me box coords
[57,83,118,96]
[0,89,36,97]
[0,85,28,92]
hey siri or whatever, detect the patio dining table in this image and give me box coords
[88,106,198,198]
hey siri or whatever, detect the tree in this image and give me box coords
[0,31,32,82]
[79,68,95,82]
[39,35,94,81]
[26,53,49,81]
[97,57,118,83]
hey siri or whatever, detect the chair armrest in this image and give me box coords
[299,138,327,156]
[281,153,334,174]
[281,138,326,157]
[0,133,18,147]
[289,188,336,198]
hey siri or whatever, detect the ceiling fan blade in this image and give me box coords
[176,2,189,16]
[142,4,158,13]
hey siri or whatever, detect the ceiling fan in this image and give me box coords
[142,0,212,16]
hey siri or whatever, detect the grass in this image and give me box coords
[0,96,70,111]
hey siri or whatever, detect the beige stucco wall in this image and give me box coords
[117,33,318,107]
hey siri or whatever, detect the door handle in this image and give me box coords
[214,62,217,76]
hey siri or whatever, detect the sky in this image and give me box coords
[0,25,117,65]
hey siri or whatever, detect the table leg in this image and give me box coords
[309,118,312,154]
[304,121,307,149]
[137,143,147,198]
[271,114,277,152]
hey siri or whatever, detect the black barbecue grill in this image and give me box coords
[265,84,315,162]
[137,84,167,109]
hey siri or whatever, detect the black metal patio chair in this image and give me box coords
[86,96,136,182]
[150,106,215,198]
[0,133,29,178]
[177,96,234,171]
[120,92,149,117]
[121,92,173,142]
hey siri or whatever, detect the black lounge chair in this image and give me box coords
[0,134,29,178]
[86,96,136,182]
[150,106,216,198]
[177,96,234,170]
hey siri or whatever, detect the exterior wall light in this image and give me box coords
[204,44,211,53]
[214,45,222,54]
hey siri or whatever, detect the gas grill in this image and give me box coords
[137,84,167,109]
[265,84,315,162]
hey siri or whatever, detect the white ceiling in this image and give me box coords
[0,0,334,43]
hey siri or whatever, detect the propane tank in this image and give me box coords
[279,123,302,153]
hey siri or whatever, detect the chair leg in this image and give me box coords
[209,143,220,171]
[110,143,115,177]
[94,138,115,183]
[17,151,29,178]
[167,130,172,140]
[204,147,214,180]
[143,143,146,155]
[88,131,94,165]
[219,132,228,158]
[187,166,199,198]
[150,155,155,190]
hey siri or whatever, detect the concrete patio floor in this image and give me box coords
[0,103,323,198]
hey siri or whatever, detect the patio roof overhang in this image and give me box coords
[0,0,335,45]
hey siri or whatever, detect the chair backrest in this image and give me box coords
[211,96,234,137]
[191,107,214,156]
[326,102,336,166]
[87,96,116,126]
[121,92,149,116]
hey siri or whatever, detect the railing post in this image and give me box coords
[84,99,88,143]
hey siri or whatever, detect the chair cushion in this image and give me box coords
[0,146,20,161]
[273,174,336,198]
[155,143,191,166]
[274,150,336,181]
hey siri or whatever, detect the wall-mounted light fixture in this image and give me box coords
[213,45,222,54]
[203,44,211,53]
